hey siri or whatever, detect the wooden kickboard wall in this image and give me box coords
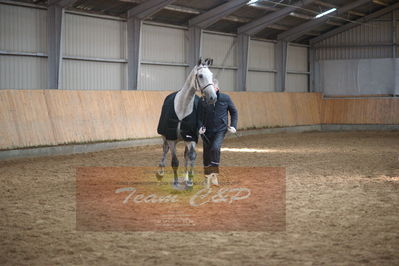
[1,90,398,150]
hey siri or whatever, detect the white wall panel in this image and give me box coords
[203,33,237,67]
[0,56,47,89]
[249,40,275,70]
[139,64,186,90]
[286,74,308,92]
[64,13,126,59]
[247,71,275,92]
[141,24,186,63]
[288,45,308,72]
[316,58,396,96]
[211,68,236,91]
[0,4,47,53]
[62,60,126,90]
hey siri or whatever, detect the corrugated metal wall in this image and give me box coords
[247,40,275,92]
[141,24,186,63]
[313,9,398,95]
[0,4,47,53]
[0,4,47,89]
[0,3,310,92]
[62,13,126,90]
[315,14,396,60]
[140,64,186,90]
[139,24,187,90]
[0,56,47,89]
[287,45,308,92]
[62,60,126,90]
[203,32,237,91]
[64,14,126,59]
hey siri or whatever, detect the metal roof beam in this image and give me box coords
[188,0,249,28]
[278,0,371,42]
[372,0,389,6]
[127,0,175,20]
[310,2,399,45]
[48,0,77,8]
[238,0,316,35]
[246,2,343,26]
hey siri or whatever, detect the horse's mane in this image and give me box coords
[181,66,197,92]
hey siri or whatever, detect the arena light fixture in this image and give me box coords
[247,0,262,6]
[314,8,336,19]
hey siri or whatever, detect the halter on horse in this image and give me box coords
[156,58,216,189]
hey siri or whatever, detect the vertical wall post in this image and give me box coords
[275,40,288,92]
[127,17,142,90]
[236,33,249,91]
[393,11,398,96]
[393,11,397,58]
[309,46,316,92]
[47,4,64,89]
[187,26,202,70]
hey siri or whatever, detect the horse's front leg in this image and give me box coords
[156,137,169,180]
[184,141,196,187]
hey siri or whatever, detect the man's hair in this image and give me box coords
[213,78,219,88]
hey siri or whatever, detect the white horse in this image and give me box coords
[156,58,217,189]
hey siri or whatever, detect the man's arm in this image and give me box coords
[227,95,238,129]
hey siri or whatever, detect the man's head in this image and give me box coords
[213,79,219,92]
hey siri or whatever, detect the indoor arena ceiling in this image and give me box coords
[11,0,399,44]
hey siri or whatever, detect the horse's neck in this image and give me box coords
[174,69,196,121]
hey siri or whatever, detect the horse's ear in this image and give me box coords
[205,58,213,66]
[197,57,203,66]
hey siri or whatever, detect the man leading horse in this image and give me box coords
[199,78,238,188]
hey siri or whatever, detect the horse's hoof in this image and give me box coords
[186,179,193,186]
[172,181,180,190]
[155,172,164,181]
[185,180,193,191]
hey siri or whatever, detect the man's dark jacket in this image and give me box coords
[201,91,238,133]
[157,91,202,142]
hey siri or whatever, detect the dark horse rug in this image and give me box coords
[157,91,202,142]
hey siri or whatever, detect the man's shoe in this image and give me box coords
[204,173,219,188]
[210,173,219,186]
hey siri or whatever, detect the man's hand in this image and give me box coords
[199,127,206,135]
[227,126,236,134]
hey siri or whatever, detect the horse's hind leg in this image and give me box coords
[168,141,179,187]
[156,137,169,180]
[184,141,196,187]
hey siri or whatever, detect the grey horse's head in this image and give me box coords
[195,58,217,105]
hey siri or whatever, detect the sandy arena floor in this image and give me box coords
[1,131,399,265]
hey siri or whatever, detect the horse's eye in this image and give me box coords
[198,74,203,79]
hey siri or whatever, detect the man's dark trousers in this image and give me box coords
[202,131,225,175]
